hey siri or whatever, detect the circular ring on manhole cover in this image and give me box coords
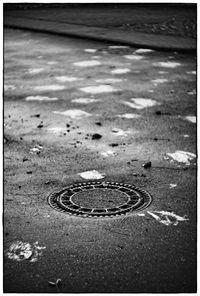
[48,181,152,218]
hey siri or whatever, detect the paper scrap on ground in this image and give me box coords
[101,150,117,157]
[117,113,140,119]
[34,85,65,91]
[78,170,105,180]
[84,49,97,53]
[153,62,181,68]
[72,98,99,104]
[111,68,131,74]
[25,95,59,101]
[166,150,196,165]
[6,241,46,262]
[55,76,83,82]
[73,60,101,67]
[135,48,154,54]
[185,116,196,123]
[169,183,177,189]
[147,211,189,226]
[79,85,119,94]
[124,55,144,60]
[28,68,44,74]
[122,98,158,109]
[53,109,92,119]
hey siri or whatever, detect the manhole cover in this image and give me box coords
[48,181,152,218]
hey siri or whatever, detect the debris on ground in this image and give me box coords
[91,133,102,140]
[142,161,152,169]
[147,211,189,226]
[165,150,196,165]
[169,183,177,189]
[29,144,43,155]
[48,278,62,288]
[78,170,105,180]
[37,122,43,128]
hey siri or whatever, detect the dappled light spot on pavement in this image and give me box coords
[27,68,44,74]
[79,84,119,94]
[184,116,196,123]
[73,60,101,67]
[111,68,131,74]
[71,98,100,104]
[135,48,154,54]
[152,78,168,85]
[186,71,196,75]
[78,170,105,180]
[147,211,189,226]
[25,95,59,102]
[165,150,196,165]
[5,241,46,262]
[34,85,65,92]
[48,127,66,134]
[124,54,144,60]
[158,71,168,74]
[100,150,117,157]
[117,113,141,119]
[53,109,92,119]
[153,61,181,68]
[4,84,16,91]
[84,49,97,53]
[55,76,83,82]
[122,98,158,109]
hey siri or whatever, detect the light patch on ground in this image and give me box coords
[124,55,144,60]
[169,183,177,189]
[111,68,131,74]
[47,61,58,65]
[30,144,43,154]
[78,170,105,180]
[79,85,119,94]
[117,113,140,119]
[152,78,168,85]
[183,134,190,138]
[73,60,101,67]
[6,241,46,262]
[71,98,99,104]
[28,68,44,74]
[186,71,196,75]
[158,71,168,74]
[122,98,158,109]
[100,150,117,157]
[108,45,130,49]
[48,127,66,134]
[53,109,92,119]
[187,89,196,95]
[25,95,59,101]
[112,128,132,137]
[148,90,154,93]
[147,211,189,226]
[95,78,123,83]
[135,48,154,54]
[154,61,181,68]
[4,84,16,91]
[184,116,196,123]
[55,76,83,82]
[34,85,65,91]
[84,49,97,53]
[166,150,196,165]
[137,213,145,216]
[91,56,101,59]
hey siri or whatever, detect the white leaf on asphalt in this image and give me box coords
[28,68,44,74]
[166,150,196,165]
[55,76,83,82]
[84,49,97,53]
[124,55,144,60]
[34,85,65,91]
[111,68,131,74]
[169,183,177,189]
[135,48,154,54]
[147,211,189,226]
[122,98,158,109]
[100,150,117,157]
[79,85,119,94]
[71,98,100,104]
[184,116,196,123]
[153,62,181,68]
[53,109,92,119]
[117,113,140,119]
[78,170,105,180]
[73,60,101,67]
[25,95,59,101]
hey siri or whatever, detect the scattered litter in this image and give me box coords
[6,241,46,262]
[84,49,97,53]
[117,113,140,119]
[79,85,119,94]
[135,48,154,53]
[142,161,152,169]
[147,211,189,226]
[124,55,144,60]
[78,170,105,180]
[122,98,158,109]
[91,133,102,140]
[152,78,168,85]
[28,68,44,74]
[4,84,16,91]
[53,109,92,119]
[108,45,129,49]
[30,144,43,154]
[73,60,101,67]
[48,281,56,287]
[34,85,65,91]
[55,76,83,82]
[111,68,131,74]
[187,89,196,95]
[101,150,117,157]
[186,71,196,75]
[95,78,123,83]
[166,150,196,165]
[71,98,99,104]
[169,183,177,189]
[184,116,196,123]
[112,128,131,136]
[153,61,181,68]
[25,95,59,102]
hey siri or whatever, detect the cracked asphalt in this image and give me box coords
[4,28,197,292]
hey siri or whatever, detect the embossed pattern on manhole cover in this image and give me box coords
[48,181,152,218]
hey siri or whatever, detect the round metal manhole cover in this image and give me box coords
[48,181,152,218]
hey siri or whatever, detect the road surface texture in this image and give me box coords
[4,25,196,293]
